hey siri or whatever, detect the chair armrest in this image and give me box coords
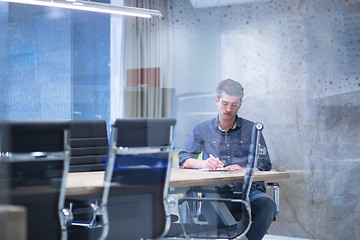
[185,182,280,221]
[168,196,251,239]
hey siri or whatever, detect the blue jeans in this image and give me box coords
[202,188,276,240]
[246,190,276,240]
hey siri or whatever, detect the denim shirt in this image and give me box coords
[178,116,271,190]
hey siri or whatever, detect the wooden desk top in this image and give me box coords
[66,168,290,195]
[169,168,290,188]
[66,171,105,196]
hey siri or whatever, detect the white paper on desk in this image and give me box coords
[198,169,237,172]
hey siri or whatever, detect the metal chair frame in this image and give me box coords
[67,119,175,240]
[167,123,264,240]
[0,127,72,240]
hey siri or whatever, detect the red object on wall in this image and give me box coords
[126,67,160,88]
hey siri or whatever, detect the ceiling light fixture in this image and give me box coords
[0,0,162,18]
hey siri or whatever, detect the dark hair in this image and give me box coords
[216,79,244,99]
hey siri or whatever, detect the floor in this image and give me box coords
[163,234,313,240]
[264,235,314,240]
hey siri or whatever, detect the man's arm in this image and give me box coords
[179,123,224,170]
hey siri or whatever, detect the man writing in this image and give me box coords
[178,79,276,240]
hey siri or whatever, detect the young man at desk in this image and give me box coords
[178,79,276,240]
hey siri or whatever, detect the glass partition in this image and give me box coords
[0,1,110,123]
[1,0,359,240]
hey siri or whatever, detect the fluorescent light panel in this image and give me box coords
[0,0,162,18]
[190,0,270,8]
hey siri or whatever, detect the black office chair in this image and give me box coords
[0,121,72,240]
[103,118,176,240]
[66,120,109,240]
[69,120,109,173]
[165,122,264,240]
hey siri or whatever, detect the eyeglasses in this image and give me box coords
[219,99,241,107]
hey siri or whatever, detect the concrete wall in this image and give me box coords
[171,0,360,239]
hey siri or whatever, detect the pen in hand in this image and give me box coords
[209,154,224,169]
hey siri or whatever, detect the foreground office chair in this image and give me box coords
[0,121,72,240]
[103,118,176,240]
[166,122,264,239]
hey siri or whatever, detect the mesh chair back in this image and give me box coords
[69,120,108,172]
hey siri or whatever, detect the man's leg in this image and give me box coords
[245,190,276,240]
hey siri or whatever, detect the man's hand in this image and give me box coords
[224,164,244,170]
[223,165,260,171]
[201,154,224,170]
